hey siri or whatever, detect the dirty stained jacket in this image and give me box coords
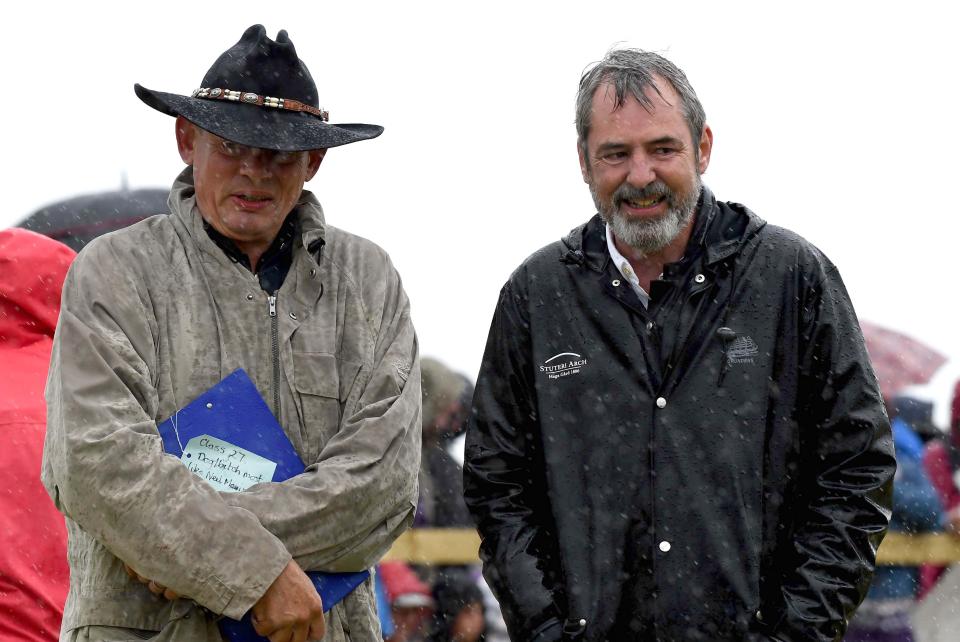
[41,168,421,640]
[463,188,895,642]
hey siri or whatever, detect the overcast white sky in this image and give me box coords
[5,1,959,419]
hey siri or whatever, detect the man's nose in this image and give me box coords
[239,149,274,179]
[625,152,656,188]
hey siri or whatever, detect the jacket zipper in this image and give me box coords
[268,294,280,417]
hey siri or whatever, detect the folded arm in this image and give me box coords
[220,257,421,572]
[41,244,291,620]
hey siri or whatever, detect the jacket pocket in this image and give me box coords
[293,352,341,452]
[292,353,361,456]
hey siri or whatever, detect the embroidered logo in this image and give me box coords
[396,360,411,382]
[727,336,759,365]
[539,352,589,380]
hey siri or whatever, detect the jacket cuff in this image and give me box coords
[529,616,564,642]
[214,545,292,620]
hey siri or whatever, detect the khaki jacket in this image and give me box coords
[42,168,421,640]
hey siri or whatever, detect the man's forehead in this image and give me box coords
[195,126,238,145]
[583,77,692,152]
[592,76,679,116]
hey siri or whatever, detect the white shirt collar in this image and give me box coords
[605,224,650,307]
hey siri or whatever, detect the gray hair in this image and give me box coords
[576,49,706,158]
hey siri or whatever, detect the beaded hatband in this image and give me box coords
[191,87,329,121]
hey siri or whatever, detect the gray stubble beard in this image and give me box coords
[592,175,702,257]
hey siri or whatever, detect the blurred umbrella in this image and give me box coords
[860,320,947,401]
[17,188,168,252]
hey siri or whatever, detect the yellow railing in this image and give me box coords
[382,528,482,564]
[877,533,960,565]
[383,529,960,566]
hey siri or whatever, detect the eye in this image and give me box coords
[271,150,300,165]
[598,150,629,165]
[219,140,245,157]
[653,146,677,156]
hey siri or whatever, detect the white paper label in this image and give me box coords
[181,435,277,493]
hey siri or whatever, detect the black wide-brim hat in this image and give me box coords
[135,24,382,151]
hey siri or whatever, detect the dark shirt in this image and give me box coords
[202,213,297,294]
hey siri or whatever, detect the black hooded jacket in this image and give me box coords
[463,189,895,642]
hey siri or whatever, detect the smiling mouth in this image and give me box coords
[622,195,666,209]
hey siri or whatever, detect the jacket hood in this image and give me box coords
[0,228,76,348]
[560,185,766,270]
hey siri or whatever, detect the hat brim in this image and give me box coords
[135,84,383,151]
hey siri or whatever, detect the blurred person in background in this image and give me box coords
[380,561,436,642]
[918,379,960,614]
[0,229,75,641]
[419,357,486,642]
[923,380,960,537]
[845,395,944,642]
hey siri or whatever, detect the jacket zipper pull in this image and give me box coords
[716,326,736,386]
[268,294,277,317]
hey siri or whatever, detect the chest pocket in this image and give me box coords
[292,353,360,455]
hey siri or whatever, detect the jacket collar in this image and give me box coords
[168,166,328,269]
[560,185,766,270]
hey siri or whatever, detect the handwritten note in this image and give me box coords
[180,435,277,493]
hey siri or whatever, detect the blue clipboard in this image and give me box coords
[157,368,369,641]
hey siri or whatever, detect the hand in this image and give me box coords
[124,563,180,600]
[252,560,325,642]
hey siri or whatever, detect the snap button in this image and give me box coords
[694,273,706,284]
[646,321,654,331]
[612,279,621,287]
[289,312,298,320]
[310,268,317,277]
[656,397,667,409]
[755,610,762,621]
[205,403,213,409]
[659,540,671,552]
[246,293,254,301]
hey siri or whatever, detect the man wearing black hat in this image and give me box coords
[42,25,421,642]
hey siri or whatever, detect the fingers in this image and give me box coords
[256,613,324,642]
[307,616,326,641]
[265,625,309,642]
[267,628,293,642]
[147,580,178,600]
[252,613,271,638]
[292,622,310,642]
[123,564,178,601]
[252,560,325,640]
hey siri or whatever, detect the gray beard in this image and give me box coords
[592,177,702,256]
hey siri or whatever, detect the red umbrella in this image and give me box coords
[860,320,947,401]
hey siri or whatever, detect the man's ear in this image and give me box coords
[697,125,713,175]
[577,140,591,184]
[175,116,196,165]
[304,148,327,181]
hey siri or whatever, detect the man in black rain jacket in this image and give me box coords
[463,49,895,642]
